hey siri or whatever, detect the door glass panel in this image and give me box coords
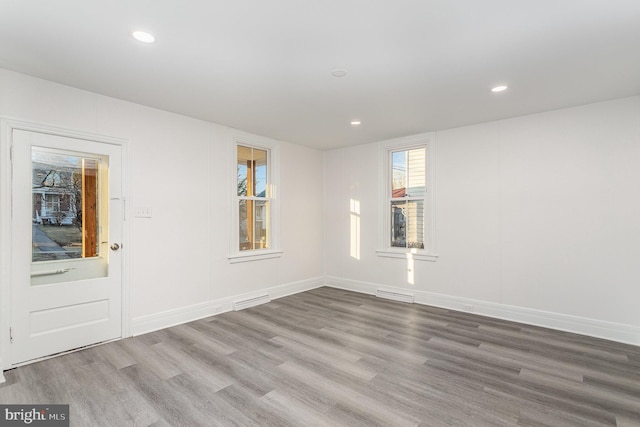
[31,147,109,285]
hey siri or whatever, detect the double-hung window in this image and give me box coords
[237,145,269,251]
[378,134,437,261]
[230,136,281,263]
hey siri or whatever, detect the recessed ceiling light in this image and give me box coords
[350,120,361,126]
[491,85,508,93]
[331,68,348,78]
[132,30,156,44]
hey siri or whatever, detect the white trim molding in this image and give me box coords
[132,276,324,336]
[229,131,282,262]
[375,249,438,262]
[228,249,283,264]
[324,276,640,346]
[377,132,437,261]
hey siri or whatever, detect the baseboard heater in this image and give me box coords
[233,294,271,311]
[376,289,415,304]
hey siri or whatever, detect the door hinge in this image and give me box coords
[9,327,13,343]
[9,145,13,163]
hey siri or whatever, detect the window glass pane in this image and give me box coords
[406,199,425,249]
[406,148,426,197]
[391,151,406,198]
[391,200,424,249]
[32,149,101,262]
[239,199,270,251]
[254,148,268,197]
[239,199,249,250]
[254,200,269,249]
[237,146,251,196]
[391,200,406,248]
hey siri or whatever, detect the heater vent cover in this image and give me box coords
[376,289,415,304]
[233,294,271,311]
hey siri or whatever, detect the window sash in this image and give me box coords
[389,198,425,250]
[236,144,271,252]
[387,146,426,250]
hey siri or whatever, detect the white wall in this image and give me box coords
[0,68,324,335]
[1,66,638,350]
[325,96,640,344]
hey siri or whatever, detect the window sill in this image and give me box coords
[228,250,283,264]
[376,250,438,262]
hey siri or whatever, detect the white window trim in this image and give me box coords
[228,132,282,263]
[377,132,438,262]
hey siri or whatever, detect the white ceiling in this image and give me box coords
[1,1,639,150]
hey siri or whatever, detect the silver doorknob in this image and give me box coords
[110,243,120,251]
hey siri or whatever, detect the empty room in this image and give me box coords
[1,1,639,426]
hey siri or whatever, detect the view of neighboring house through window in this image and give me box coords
[378,134,435,261]
[237,145,270,251]
[32,148,100,262]
[390,147,426,249]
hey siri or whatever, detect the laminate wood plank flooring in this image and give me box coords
[1,287,639,426]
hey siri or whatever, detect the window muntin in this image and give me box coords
[237,145,270,251]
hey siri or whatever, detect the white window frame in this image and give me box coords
[377,132,437,262]
[229,133,281,263]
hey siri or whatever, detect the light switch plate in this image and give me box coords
[135,207,152,218]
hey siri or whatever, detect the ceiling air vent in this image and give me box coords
[233,294,271,311]
[376,289,414,304]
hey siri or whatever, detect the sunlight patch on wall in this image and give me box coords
[350,199,361,260]
[407,250,415,285]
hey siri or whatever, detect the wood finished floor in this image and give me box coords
[1,287,639,426]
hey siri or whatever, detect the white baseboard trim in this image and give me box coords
[325,276,640,346]
[131,276,324,336]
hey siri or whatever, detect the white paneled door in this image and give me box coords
[10,129,123,365]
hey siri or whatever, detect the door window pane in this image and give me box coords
[29,145,110,286]
[32,149,102,262]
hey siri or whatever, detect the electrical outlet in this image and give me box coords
[135,207,153,218]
